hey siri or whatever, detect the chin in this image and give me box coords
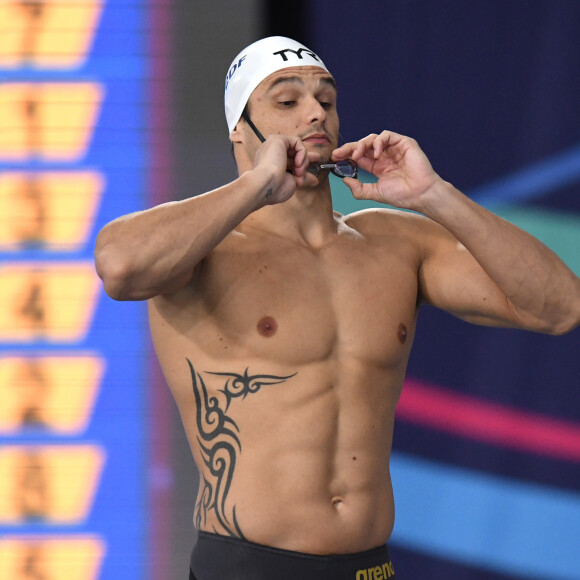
[304,145,332,164]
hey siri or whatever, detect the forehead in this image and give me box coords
[252,66,336,97]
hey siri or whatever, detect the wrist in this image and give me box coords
[240,167,277,211]
[412,178,460,218]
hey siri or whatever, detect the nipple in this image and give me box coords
[397,323,408,344]
[257,316,277,338]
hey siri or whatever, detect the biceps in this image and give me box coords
[419,243,519,327]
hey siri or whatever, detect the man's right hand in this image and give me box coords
[250,135,319,207]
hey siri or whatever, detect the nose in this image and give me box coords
[306,96,327,125]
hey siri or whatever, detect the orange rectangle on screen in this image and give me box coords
[0,171,105,251]
[0,536,105,580]
[0,0,104,69]
[0,445,105,524]
[0,83,104,161]
[0,261,101,343]
[0,354,104,434]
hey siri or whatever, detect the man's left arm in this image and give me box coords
[333,131,580,334]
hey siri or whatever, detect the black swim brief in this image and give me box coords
[189,531,395,580]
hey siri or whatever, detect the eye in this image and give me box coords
[279,100,296,107]
[319,101,332,109]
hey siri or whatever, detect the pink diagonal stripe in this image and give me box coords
[397,378,580,462]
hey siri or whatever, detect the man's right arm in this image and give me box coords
[94,135,316,301]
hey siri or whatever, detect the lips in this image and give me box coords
[303,133,330,144]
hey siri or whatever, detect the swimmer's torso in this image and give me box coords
[148,209,423,555]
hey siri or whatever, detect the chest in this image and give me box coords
[189,236,419,367]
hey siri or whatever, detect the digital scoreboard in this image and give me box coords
[0,2,155,577]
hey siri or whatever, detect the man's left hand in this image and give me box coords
[332,131,440,211]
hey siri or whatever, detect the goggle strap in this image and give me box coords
[241,109,266,143]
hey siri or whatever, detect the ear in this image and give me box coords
[229,121,244,145]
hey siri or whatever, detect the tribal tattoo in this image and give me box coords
[187,359,296,539]
[208,368,297,410]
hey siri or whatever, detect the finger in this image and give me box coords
[349,155,375,175]
[332,142,356,160]
[289,136,320,169]
[342,177,364,199]
[283,137,305,172]
[292,143,307,173]
[292,145,318,177]
[334,134,378,161]
[346,179,379,201]
[354,133,382,161]
[374,134,386,159]
[286,142,317,188]
[353,141,369,161]
[380,129,404,141]
[375,130,407,158]
[370,131,393,159]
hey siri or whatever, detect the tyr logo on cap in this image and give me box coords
[272,47,322,62]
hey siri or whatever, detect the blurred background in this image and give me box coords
[0,1,579,578]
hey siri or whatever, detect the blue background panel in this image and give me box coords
[0,1,151,578]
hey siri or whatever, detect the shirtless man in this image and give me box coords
[94,37,580,579]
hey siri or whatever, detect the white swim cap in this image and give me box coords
[224,36,329,134]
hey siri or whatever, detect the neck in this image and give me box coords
[241,178,338,248]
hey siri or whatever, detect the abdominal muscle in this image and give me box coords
[184,358,400,555]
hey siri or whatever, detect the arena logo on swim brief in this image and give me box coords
[355,560,396,580]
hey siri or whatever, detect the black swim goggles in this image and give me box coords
[241,108,358,180]
[307,159,358,179]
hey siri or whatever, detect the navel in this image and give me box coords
[257,316,277,337]
[397,323,408,344]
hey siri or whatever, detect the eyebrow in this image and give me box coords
[265,75,337,93]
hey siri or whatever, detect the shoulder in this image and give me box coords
[342,207,445,239]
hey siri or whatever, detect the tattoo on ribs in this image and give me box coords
[187,359,296,539]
